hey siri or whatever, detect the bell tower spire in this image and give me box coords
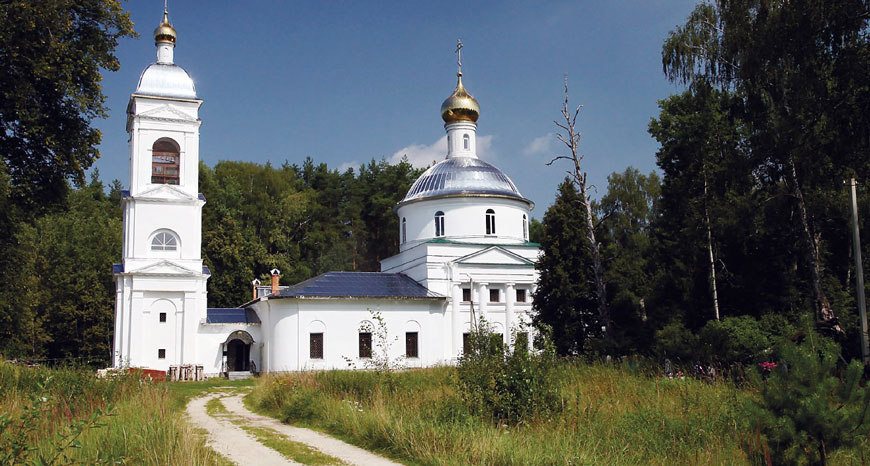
[154,4,177,64]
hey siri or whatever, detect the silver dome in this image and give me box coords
[400,157,530,205]
[135,63,198,99]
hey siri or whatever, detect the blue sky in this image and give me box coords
[93,1,694,216]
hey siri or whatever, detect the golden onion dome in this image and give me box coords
[153,10,177,45]
[441,72,480,124]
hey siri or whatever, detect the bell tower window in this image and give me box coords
[151,231,178,251]
[151,139,180,185]
[435,211,445,237]
[485,209,496,235]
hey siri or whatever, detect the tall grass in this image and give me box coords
[249,362,757,465]
[0,362,229,465]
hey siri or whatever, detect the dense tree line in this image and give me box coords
[200,158,421,307]
[534,0,870,365]
[0,158,421,364]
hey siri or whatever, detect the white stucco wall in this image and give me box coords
[249,297,448,372]
[127,97,202,197]
[196,323,263,375]
[397,196,532,250]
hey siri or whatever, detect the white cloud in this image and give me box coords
[390,134,495,168]
[523,132,554,156]
[389,136,447,167]
[338,161,360,173]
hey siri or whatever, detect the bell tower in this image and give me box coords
[113,8,209,371]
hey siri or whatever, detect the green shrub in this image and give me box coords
[652,321,699,361]
[699,316,770,365]
[456,321,561,423]
[746,331,870,465]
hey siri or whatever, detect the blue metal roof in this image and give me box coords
[206,308,261,324]
[273,272,444,299]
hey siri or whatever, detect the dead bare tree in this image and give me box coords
[548,75,610,341]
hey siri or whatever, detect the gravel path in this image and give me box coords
[186,394,302,466]
[185,390,402,466]
[221,394,401,466]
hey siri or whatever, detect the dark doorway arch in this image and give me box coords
[224,330,254,372]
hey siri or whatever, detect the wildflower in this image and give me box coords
[758,362,777,371]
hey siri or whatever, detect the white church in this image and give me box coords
[112,10,541,377]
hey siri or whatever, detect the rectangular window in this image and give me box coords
[405,332,419,358]
[159,312,167,323]
[463,333,470,354]
[492,334,505,352]
[516,289,527,303]
[359,332,372,358]
[158,349,166,359]
[489,288,499,303]
[310,333,324,359]
[462,288,471,302]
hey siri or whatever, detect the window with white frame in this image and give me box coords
[485,209,496,235]
[151,231,178,251]
[435,211,445,237]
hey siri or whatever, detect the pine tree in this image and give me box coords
[533,179,598,355]
[748,330,870,465]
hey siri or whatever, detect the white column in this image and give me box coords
[182,291,198,364]
[113,282,124,367]
[477,282,488,327]
[505,282,515,348]
[451,283,462,357]
[129,291,144,365]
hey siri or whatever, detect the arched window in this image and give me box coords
[463,134,470,150]
[523,214,528,241]
[151,139,180,185]
[402,218,407,243]
[485,209,496,235]
[435,211,445,237]
[151,231,178,251]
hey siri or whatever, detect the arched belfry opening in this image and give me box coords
[223,330,254,373]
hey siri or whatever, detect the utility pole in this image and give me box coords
[848,178,870,365]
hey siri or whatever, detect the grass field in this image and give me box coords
[0,362,250,465]
[3,361,867,465]
[247,362,869,466]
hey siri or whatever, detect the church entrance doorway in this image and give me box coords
[223,330,254,373]
[226,339,250,371]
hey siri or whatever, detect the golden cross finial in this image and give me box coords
[164,0,168,11]
[456,39,463,74]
